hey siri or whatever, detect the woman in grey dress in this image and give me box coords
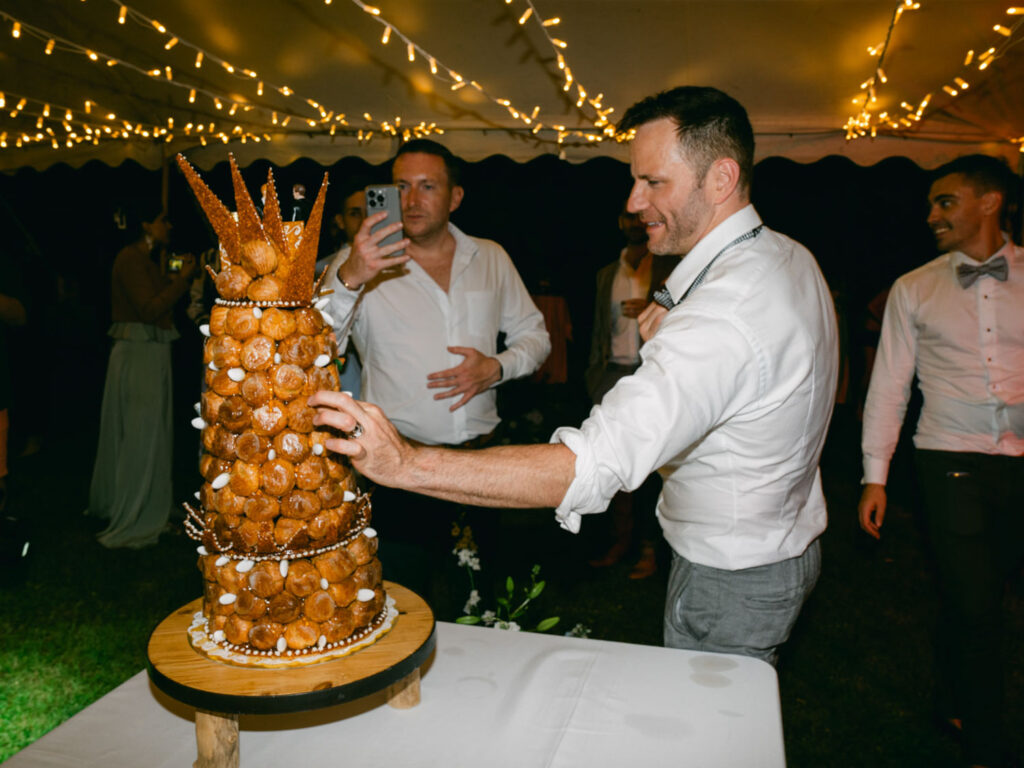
[89,201,195,548]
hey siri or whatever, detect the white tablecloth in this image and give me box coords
[4,622,785,767]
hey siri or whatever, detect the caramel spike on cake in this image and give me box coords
[283,172,329,301]
[261,169,289,259]
[229,156,265,246]
[176,154,241,264]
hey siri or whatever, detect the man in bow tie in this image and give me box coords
[859,154,1024,768]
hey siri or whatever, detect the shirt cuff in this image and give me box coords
[549,426,604,534]
[861,456,890,486]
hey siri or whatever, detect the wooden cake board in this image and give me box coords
[147,581,435,768]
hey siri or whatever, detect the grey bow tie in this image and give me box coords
[956,255,1008,288]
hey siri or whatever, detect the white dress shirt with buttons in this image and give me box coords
[325,223,550,446]
[553,205,839,571]
[861,239,1024,485]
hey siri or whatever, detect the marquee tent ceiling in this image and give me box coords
[0,0,1022,171]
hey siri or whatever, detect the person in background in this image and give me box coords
[323,180,369,397]
[585,205,679,578]
[88,200,196,548]
[324,140,550,612]
[0,250,27,513]
[312,86,838,664]
[859,154,1023,768]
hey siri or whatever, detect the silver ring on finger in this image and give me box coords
[348,422,364,439]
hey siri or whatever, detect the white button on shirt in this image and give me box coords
[553,205,839,571]
[861,240,1024,485]
[326,223,550,446]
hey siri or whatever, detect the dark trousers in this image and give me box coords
[368,483,499,621]
[915,449,1024,765]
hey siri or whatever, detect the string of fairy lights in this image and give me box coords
[845,1,1024,151]
[0,0,625,155]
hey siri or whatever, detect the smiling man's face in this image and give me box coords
[926,172,991,260]
[625,118,714,257]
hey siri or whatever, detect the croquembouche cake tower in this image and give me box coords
[177,154,393,666]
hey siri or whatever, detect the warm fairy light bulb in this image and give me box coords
[151,19,166,34]
[964,49,974,66]
[148,68,161,77]
[228,103,238,115]
[954,77,969,89]
[551,38,567,48]
[223,62,235,73]
[979,58,992,70]
[994,24,1012,35]
[281,86,292,96]
[257,81,264,96]
[407,43,415,61]
[877,68,887,83]
[363,112,373,121]
[12,21,21,38]
[281,116,291,126]
[45,39,55,55]
[214,98,223,109]
[381,26,391,44]
[43,103,50,117]
[165,66,173,80]
[429,57,437,74]
[364,5,381,15]
[164,37,178,50]
[518,8,533,24]
[65,109,72,120]
[542,17,561,26]
[188,88,196,103]
[106,58,117,66]
[942,85,958,96]
[195,51,203,67]
[1007,7,1024,13]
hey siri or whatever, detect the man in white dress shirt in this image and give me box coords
[859,154,1023,768]
[312,87,838,664]
[325,139,550,447]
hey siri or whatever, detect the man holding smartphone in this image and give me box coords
[325,139,549,610]
[326,139,549,447]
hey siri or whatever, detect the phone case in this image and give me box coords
[365,185,405,257]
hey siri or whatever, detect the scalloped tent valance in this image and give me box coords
[0,0,1021,172]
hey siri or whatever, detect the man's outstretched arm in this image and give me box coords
[309,390,575,508]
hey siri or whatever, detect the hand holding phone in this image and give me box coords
[337,185,410,290]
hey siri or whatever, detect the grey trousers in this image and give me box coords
[663,539,821,666]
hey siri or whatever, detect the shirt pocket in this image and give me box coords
[465,290,498,345]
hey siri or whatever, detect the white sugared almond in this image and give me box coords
[227,367,245,382]
[312,443,324,456]
[364,527,377,538]
[357,589,375,602]
[274,353,282,364]
[213,630,225,642]
[253,307,263,318]
[267,449,277,460]
[199,324,211,337]
[343,490,356,502]
[208,361,218,371]
[211,473,230,490]
[197,545,209,555]
[279,559,289,578]
[191,417,206,429]
[215,556,229,567]
[314,354,330,368]
[236,559,255,573]
[314,297,329,310]
[318,634,327,649]
[218,593,237,605]
[320,578,329,589]
[276,636,287,653]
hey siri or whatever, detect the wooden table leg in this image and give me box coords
[194,710,239,768]
[386,668,421,709]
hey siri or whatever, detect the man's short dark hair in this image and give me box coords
[619,86,755,192]
[933,154,1019,223]
[394,139,463,187]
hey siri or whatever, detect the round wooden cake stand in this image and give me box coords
[147,581,435,768]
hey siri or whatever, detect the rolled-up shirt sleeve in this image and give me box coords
[551,311,758,532]
[324,252,362,348]
[493,251,550,382]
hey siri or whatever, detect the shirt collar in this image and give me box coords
[948,233,1016,269]
[662,204,762,304]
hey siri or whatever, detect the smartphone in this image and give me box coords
[365,184,405,257]
[167,255,184,273]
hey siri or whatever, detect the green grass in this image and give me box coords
[1,413,1021,766]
